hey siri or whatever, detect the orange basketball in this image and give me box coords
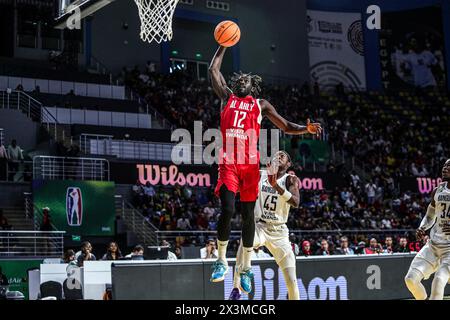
[214,20,241,47]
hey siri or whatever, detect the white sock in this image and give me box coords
[404,268,427,300]
[430,265,450,300]
[241,247,253,272]
[217,240,229,265]
[233,243,243,288]
[233,267,241,289]
[282,267,300,300]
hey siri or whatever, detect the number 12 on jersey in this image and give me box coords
[233,111,247,128]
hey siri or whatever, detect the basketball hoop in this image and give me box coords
[134,0,179,44]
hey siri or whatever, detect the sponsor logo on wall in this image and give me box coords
[287,170,324,190]
[224,265,348,300]
[66,187,83,226]
[416,177,443,194]
[308,10,366,90]
[137,164,212,187]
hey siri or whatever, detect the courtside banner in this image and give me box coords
[111,254,449,300]
[110,161,346,191]
[307,10,366,90]
[0,259,42,299]
[32,180,115,236]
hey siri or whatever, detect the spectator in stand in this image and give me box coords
[396,237,410,253]
[62,249,76,264]
[102,241,123,261]
[207,216,217,231]
[0,140,8,181]
[15,84,24,91]
[365,180,377,206]
[7,139,23,181]
[355,241,366,255]
[125,245,145,260]
[203,202,215,220]
[289,233,300,256]
[340,188,350,202]
[0,209,12,230]
[76,242,97,267]
[301,241,312,256]
[383,236,395,254]
[345,194,356,208]
[143,182,156,202]
[196,212,209,231]
[200,239,218,259]
[175,246,182,259]
[161,240,177,261]
[40,207,52,231]
[177,215,192,230]
[132,180,144,207]
[315,239,332,256]
[350,171,361,189]
[364,238,383,254]
[335,236,354,255]
[411,163,420,176]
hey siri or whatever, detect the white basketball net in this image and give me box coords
[134,0,179,44]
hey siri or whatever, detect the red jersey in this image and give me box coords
[219,94,262,164]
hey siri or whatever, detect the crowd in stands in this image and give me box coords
[124,65,449,178]
[61,230,426,265]
[0,138,25,181]
[120,64,448,257]
[61,241,147,267]
[2,63,447,261]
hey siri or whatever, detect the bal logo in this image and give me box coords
[66,187,83,226]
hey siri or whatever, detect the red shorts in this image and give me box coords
[214,162,260,202]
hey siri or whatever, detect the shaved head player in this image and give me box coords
[405,159,450,300]
[209,45,322,294]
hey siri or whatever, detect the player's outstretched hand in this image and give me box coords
[416,228,426,241]
[266,161,279,188]
[306,118,323,136]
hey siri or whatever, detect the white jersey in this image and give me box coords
[254,171,293,226]
[403,51,437,88]
[430,182,450,246]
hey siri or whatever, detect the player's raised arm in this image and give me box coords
[209,46,230,102]
[260,99,322,136]
[417,188,438,240]
[285,175,300,208]
[267,162,300,208]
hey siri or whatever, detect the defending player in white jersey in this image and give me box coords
[229,151,300,300]
[405,159,450,300]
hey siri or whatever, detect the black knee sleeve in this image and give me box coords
[241,201,255,248]
[217,185,235,241]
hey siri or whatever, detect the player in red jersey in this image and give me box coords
[209,46,322,290]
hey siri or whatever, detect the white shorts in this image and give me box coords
[409,241,450,279]
[253,221,296,270]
